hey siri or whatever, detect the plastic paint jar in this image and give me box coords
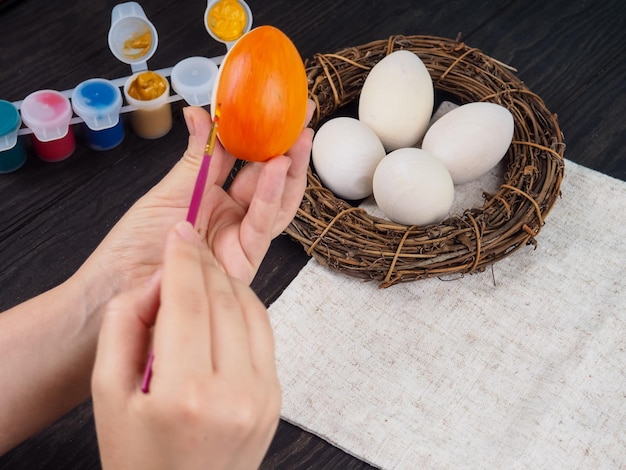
[171,56,218,106]
[0,100,27,173]
[123,71,172,139]
[109,2,171,139]
[20,90,75,162]
[72,78,125,151]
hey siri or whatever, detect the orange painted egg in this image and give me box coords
[211,25,308,162]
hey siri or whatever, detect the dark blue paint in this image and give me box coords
[81,118,125,151]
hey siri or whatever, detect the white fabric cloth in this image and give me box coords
[269,159,626,469]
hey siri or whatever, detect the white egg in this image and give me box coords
[358,50,434,151]
[312,117,386,200]
[373,148,454,226]
[421,102,514,184]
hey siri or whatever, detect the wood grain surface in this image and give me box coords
[0,0,624,468]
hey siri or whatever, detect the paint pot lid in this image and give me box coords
[171,57,218,106]
[204,0,253,50]
[72,78,123,131]
[108,2,158,73]
[0,100,20,136]
[20,90,72,142]
[0,100,21,151]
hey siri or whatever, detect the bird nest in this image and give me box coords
[285,35,565,287]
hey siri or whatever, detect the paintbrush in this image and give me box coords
[140,114,219,393]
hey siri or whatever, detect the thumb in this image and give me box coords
[182,106,213,167]
[182,106,236,186]
[92,272,162,398]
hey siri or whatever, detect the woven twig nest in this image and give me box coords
[285,35,565,288]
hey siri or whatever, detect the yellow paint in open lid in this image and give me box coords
[204,0,253,50]
[108,1,158,73]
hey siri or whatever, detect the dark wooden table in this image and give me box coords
[1,0,624,468]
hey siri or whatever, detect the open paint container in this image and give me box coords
[109,1,172,139]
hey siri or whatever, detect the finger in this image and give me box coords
[284,125,314,188]
[238,156,292,269]
[201,246,254,374]
[226,100,314,211]
[272,126,314,237]
[288,99,315,181]
[182,106,236,186]
[92,272,161,397]
[285,127,314,174]
[304,98,315,128]
[275,100,314,229]
[230,278,277,375]
[151,221,213,385]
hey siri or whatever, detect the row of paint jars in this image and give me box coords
[0,0,253,174]
[0,73,172,173]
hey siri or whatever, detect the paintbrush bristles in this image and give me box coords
[205,119,219,156]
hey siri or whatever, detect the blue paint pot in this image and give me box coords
[71,78,125,150]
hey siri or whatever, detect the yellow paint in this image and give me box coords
[123,29,153,60]
[205,119,219,155]
[207,0,247,42]
[127,71,167,101]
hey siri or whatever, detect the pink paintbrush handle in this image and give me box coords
[141,118,219,393]
[186,152,212,226]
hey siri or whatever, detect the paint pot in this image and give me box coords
[0,100,27,173]
[123,71,172,139]
[204,0,253,50]
[72,78,125,150]
[171,56,218,106]
[20,90,75,162]
[109,3,170,139]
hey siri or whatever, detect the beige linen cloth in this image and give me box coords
[268,159,626,469]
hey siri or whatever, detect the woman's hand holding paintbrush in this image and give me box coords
[103,100,313,392]
[90,102,314,466]
[93,220,282,470]
[140,100,314,391]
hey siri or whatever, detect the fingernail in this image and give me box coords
[174,220,202,245]
[305,99,316,126]
[183,107,196,136]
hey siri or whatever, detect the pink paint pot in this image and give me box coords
[21,90,76,162]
